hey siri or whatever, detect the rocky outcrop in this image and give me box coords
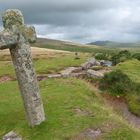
[45,58,112,79]
[2,131,22,140]
[81,58,98,70]
[60,67,82,77]
[100,60,112,67]
[86,69,104,78]
[47,74,62,78]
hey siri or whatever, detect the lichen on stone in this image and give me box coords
[22,26,37,43]
[2,9,24,29]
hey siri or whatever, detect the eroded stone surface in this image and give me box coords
[47,74,62,78]
[86,69,104,78]
[2,131,22,140]
[0,30,18,49]
[81,57,97,70]
[61,67,82,77]
[84,128,101,139]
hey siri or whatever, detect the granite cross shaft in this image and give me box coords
[0,9,45,127]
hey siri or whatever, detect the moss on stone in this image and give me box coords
[2,9,24,29]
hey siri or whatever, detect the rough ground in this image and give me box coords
[0,48,140,140]
[0,76,13,83]
[0,47,71,60]
[104,95,140,130]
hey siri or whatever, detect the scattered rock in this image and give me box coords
[74,108,93,116]
[37,75,47,81]
[70,72,86,78]
[61,67,82,77]
[47,74,62,78]
[91,66,103,71]
[75,52,80,59]
[104,95,140,129]
[36,58,113,80]
[100,60,112,67]
[0,76,13,83]
[2,131,22,140]
[81,57,97,70]
[84,128,102,139]
[98,69,112,75]
[86,69,104,78]
[95,61,101,66]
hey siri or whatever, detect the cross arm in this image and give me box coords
[0,30,18,50]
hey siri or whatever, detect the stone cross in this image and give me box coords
[0,9,45,127]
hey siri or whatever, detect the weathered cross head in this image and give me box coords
[0,9,36,50]
[0,9,45,127]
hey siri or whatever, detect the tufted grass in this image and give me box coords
[0,48,140,139]
[0,79,140,139]
[115,59,140,116]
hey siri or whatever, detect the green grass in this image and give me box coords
[0,54,88,77]
[0,51,140,139]
[115,59,140,83]
[0,61,15,77]
[126,94,140,116]
[34,38,120,54]
[39,44,119,54]
[0,79,140,140]
[34,54,88,74]
[115,59,140,116]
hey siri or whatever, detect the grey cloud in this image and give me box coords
[0,0,140,43]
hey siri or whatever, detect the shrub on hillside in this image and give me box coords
[126,95,140,116]
[99,70,133,95]
[132,53,140,61]
[111,50,131,65]
[95,53,108,60]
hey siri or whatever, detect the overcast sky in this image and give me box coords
[0,0,140,43]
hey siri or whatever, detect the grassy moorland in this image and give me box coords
[0,48,140,139]
[34,38,120,54]
[115,59,140,116]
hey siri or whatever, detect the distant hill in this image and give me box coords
[88,41,140,48]
[33,38,119,53]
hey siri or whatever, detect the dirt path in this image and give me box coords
[104,95,140,129]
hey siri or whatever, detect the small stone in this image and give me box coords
[47,74,62,78]
[2,131,22,140]
[70,72,86,78]
[37,75,47,81]
[81,57,97,70]
[61,67,82,77]
[86,69,104,78]
[84,128,101,139]
[100,60,112,67]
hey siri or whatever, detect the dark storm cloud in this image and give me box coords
[0,0,140,43]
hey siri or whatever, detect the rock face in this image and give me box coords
[47,74,62,78]
[0,9,45,127]
[86,69,104,78]
[61,67,82,77]
[0,30,18,50]
[81,58,97,70]
[2,131,22,140]
[100,60,112,67]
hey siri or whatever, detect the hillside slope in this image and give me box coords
[0,51,140,139]
[33,38,119,54]
[88,41,140,48]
